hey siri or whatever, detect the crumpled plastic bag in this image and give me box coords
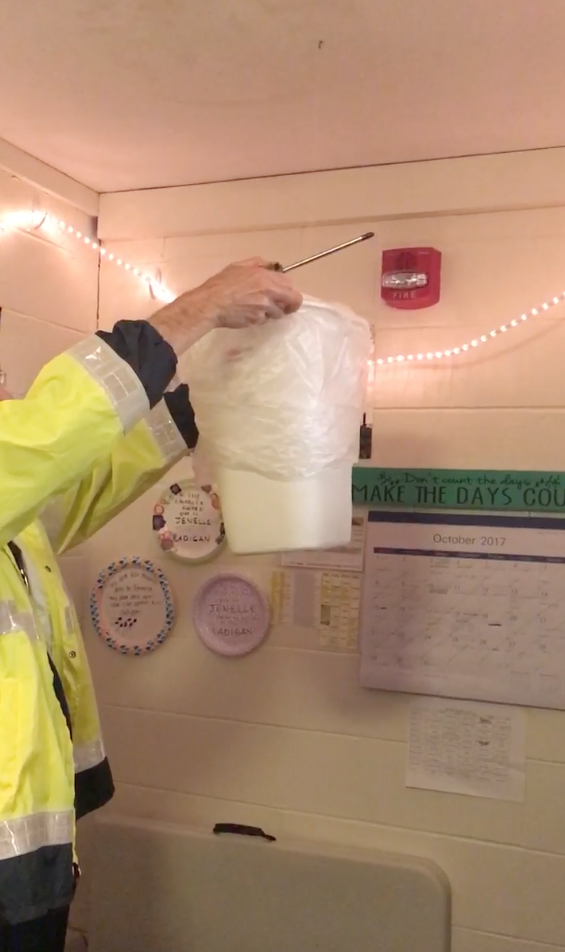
[181,296,372,481]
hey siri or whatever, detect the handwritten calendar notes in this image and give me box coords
[360,512,565,710]
[407,697,526,801]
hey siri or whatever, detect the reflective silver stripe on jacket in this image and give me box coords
[0,601,38,639]
[74,738,106,773]
[0,810,73,860]
[68,336,149,434]
[147,399,188,465]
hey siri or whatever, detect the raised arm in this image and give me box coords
[3,258,301,550]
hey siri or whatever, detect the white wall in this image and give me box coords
[81,153,565,952]
[0,169,98,388]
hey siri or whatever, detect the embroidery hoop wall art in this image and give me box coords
[90,557,175,656]
[152,479,226,564]
[193,573,270,657]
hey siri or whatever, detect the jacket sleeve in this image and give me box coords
[40,391,197,554]
[0,335,152,549]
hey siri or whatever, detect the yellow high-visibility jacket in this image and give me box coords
[0,336,188,924]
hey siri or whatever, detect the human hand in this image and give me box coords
[186,257,303,329]
[150,258,302,357]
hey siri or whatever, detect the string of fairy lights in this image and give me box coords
[1,209,560,364]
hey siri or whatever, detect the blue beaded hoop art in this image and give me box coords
[90,556,175,656]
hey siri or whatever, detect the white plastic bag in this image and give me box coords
[183,297,371,478]
[182,297,372,553]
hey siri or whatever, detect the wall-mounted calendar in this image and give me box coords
[360,511,565,710]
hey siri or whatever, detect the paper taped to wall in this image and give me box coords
[271,570,317,628]
[271,569,360,651]
[406,697,526,801]
[318,573,361,650]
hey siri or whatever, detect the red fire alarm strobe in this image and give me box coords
[381,247,441,309]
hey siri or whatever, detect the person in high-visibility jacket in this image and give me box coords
[0,257,302,952]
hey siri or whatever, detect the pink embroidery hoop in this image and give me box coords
[192,573,270,657]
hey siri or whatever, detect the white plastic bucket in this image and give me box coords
[183,297,371,555]
[217,462,353,555]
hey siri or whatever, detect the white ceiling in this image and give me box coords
[1,0,564,193]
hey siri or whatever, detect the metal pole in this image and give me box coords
[275,231,374,273]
